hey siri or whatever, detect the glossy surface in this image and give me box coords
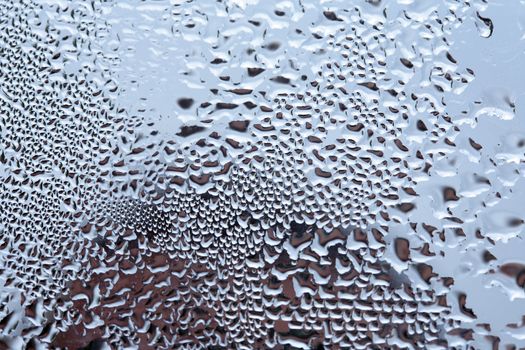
[0,0,524,348]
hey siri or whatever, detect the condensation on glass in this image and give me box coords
[0,0,524,349]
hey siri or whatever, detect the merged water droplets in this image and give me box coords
[1,0,525,349]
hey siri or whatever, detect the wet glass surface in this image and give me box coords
[0,0,525,348]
